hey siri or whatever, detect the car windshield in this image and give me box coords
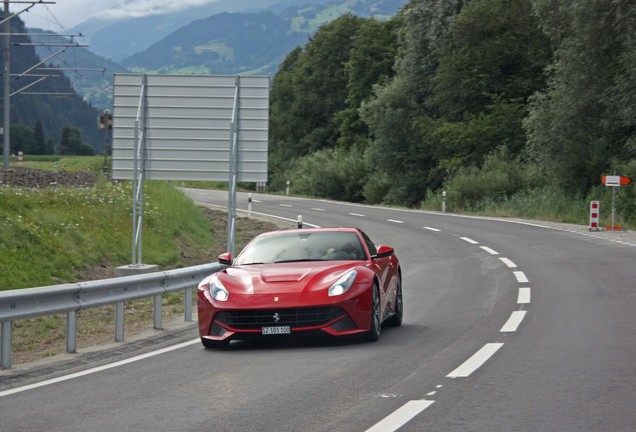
[235,231,366,265]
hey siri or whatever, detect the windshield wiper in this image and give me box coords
[273,258,324,263]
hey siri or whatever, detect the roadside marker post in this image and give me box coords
[589,201,600,231]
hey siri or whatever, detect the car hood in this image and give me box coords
[218,261,359,295]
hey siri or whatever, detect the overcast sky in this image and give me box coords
[18,0,222,31]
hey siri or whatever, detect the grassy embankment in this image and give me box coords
[1,156,278,362]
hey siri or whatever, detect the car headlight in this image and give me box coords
[328,270,357,297]
[208,274,229,302]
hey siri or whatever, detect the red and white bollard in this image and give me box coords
[589,200,600,231]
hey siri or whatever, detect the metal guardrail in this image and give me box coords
[0,263,223,369]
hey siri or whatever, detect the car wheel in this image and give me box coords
[386,275,403,327]
[364,283,381,342]
[201,337,230,349]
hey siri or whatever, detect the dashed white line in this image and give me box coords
[499,257,518,268]
[517,287,531,304]
[500,311,527,332]
[387,219,404,224]
[423,227,441,232]
[364,400,435,432]
[513,271,529,283]
[349,213,366,217]
[460,237,479,244]
[480,246,499,255]
[447,343,504,378]
[279,204,293,208]
[311,207,325,211]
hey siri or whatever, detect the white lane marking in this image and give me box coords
[279,204,293,208]
[364,400,435,432]
[0,339,200,398]
[480,246,499,255]
[251,199,262,203]
[311,207,325,211]
[387,219,404,224]
[447,343,504,378]
[499,257,518,268]
[460,237,479,244]
[423,227,441,232]
[513,271,529,283]
[500,311,527,332]
[349,213,365,217]
[517,287,531,304]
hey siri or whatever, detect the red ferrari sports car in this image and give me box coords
[197,227,402,348]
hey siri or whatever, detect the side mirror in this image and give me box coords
[218,252,233,265]
[374,245,394,259]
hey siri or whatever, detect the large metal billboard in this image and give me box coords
[111,73,269,182]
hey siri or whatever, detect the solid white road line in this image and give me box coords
[500,311,527,332]
[513,271,529,283]
[447,343,504,378]
[460,237,479,244]
[517,287,531,304]
[364,400,435,432]
[0,339,201,398]
[480,246,499,255]
[499,257,518,268]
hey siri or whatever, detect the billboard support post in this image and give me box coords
[227,76,240,256]
[111,73,269,263]
[132,75,147,265]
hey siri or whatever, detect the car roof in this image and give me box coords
[257,227,362,237]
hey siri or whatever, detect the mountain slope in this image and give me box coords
[7,18,102,151]
[121,12,305,75]
[119,0,408,76]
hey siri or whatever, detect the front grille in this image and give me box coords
[215,307,345,330]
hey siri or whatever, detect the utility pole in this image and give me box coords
[2,0,10,170]
[1,1,86,170]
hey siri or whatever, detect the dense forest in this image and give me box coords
[268,0,636,223]
[3,16,102,156]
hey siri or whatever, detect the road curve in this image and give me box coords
[1,189,635,432]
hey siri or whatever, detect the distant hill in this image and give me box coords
[23,0,408,113]
[74,0,340,62]
[30,29,127,111]
[7,18,103,152]
[118,0,407,76]
[120,12,305,76]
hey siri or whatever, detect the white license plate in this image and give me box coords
[262,326,291,335]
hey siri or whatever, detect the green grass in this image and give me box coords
[0,175,214,290]
[15,155,107,172]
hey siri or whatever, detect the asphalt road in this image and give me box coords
[2,189,636,432]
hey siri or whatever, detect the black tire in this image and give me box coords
[386,275,403,327]
[364,283,381,342]
[201,337,230,349]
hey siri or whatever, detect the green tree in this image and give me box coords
[32,120,46,155]
[429,0,551,172]
[361,0,464,205]
[336,18,399,149]
[58,126,94,156]
[525,0,636,194]
[10,123,34,154]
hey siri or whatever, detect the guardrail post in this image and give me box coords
[115,302,125,342]
[184,287,193,322]
[66,311,76,353]
[153,294,163,329]
[1,321,12,369]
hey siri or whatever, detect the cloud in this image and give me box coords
[96,0,221,20]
